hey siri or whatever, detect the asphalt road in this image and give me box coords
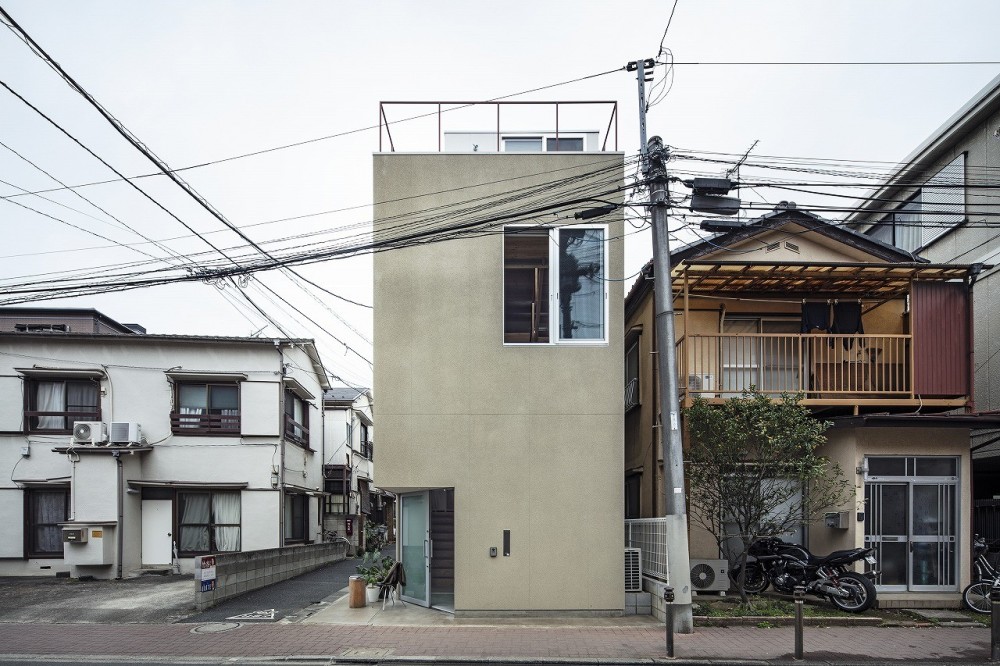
[0,549,377,625]
[180,550,363,623]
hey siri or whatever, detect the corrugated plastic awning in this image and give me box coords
[673,261,980,299]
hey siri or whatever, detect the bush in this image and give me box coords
[363,522,388,553]
[356,551,394,586]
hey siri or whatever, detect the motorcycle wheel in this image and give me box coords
[962,581,992,614]
[828,572,877,613]
[736,563,770,594]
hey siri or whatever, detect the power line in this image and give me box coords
[663,60,1000,66]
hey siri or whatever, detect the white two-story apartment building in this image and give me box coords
[322,387,378,551]
[0,307,330,578]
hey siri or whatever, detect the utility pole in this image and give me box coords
[631,57,693,633]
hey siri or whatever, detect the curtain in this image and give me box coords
[179,493,210,552]
[66,381,97,415]
[32,490,66,553]
[35,382,64,430]
[212,492,241,551]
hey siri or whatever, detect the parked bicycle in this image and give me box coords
[323,530,354,553]
[962,535,999,613]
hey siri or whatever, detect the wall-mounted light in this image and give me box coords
[856,459,869,476]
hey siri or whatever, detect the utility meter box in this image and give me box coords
[825,511,850,529]
[62,527,88,544]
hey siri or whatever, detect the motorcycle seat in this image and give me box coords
[809,548,867,565]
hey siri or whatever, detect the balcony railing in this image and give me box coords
[284,415,310,448]
[170,411,240,435]
[680,333,916,398]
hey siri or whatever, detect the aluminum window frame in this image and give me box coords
[502,224,609,347]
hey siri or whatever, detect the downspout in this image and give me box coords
[276,341,286,546]
[114,450,123,580]
[967,264,983,413]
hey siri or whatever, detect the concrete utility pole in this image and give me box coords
[632,57,693,633]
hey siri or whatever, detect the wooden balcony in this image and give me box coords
[679,333,968,414]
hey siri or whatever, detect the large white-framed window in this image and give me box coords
[503,225,608,345]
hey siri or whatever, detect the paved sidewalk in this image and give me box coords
[0,621,993,663]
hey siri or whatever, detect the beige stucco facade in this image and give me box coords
[373,152,625,613]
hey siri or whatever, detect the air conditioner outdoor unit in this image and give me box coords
[109,421,141,445]
[624,548,642,592]
[690,559,729,593]
[72,421,107,446]
[687,373,715,392]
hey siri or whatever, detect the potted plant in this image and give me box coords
[356,551,394,603]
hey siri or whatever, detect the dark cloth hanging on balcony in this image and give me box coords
[801,302,831,333]
[831,301,864,348]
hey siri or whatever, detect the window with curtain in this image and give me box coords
[27,379,100,432]
[26,488,69,557]
[172,383,240,434]
[177,490,241,555]
[503,226,607,344]
[284,493,308,542]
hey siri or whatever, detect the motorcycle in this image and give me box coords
[729,536,879,613]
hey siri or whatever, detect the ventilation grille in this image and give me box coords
[625,548,642,592]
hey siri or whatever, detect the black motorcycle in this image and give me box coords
[730,536,878,613]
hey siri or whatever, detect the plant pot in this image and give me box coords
[366,585,380,604]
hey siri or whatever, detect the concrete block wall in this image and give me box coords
[194,542,348,610]
[624,591,651,615]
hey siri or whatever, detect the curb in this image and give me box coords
[693,615,883,627]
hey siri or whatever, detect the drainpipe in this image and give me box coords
[276,342,286,546]
[113,450,123,580]
[968,264,984,413]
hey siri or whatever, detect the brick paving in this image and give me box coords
[0,622,994,663]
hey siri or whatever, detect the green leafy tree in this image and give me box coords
[685,389,852,604]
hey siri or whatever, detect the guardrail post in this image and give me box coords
[664,585,675,658]
[794,584,805,660]
[991,583,1000,661]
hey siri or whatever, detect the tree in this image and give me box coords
[684,389,852,604]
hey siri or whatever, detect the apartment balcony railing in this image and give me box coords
[284,414,310,448]
[679,333,920,400]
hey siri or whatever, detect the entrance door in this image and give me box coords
[400,492,430,606]
[399,489,455,610]
[864,456,959,591]
[141,499,173,566]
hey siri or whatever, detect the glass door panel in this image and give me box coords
[865,483,908,590]
[761,321,801,392]
[910,483,956,589]
[400,492,430,605]
[865,459,959,592]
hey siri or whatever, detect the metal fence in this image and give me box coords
[625,517,669,582]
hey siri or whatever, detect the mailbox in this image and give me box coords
[62,527,88,543]
[824,511,849,529]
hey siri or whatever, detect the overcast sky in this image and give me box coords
[1,1,997,389]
